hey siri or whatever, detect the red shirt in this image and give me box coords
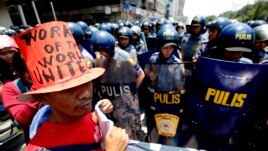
[26,113,104,151]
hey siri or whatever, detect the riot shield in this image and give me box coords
[185,57,268,150]
[95,55,144,141]
[143,63,186,146]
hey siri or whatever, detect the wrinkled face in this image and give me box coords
[223,50,243,61]
[45,82,94,120]
[119,37,130,47]
[160,45,174,58]
[0,47,17,65]
[208,28,219,42]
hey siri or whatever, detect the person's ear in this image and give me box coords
[32,94,49,105]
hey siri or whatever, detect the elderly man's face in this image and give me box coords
[43,81,94,123]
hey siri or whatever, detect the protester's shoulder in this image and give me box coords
[3,80,16,89]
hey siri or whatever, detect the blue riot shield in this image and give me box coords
[186,57,268,150]
[143,63,186,146]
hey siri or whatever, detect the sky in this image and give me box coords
[184,0,256,23]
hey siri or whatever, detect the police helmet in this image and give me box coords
[110,23,119,36]
[253,24,268,41]
[157,24,179,48]
[131,25,142,37]
[217,23,255,52]
[119,22,125,28]
[175,22,185,30]
[124,21,132,28]
[76,21,91,39]
[191,15,206,33]
[117,26,133,40]
[91,31,115,56]
[141,20,152,30]
[156,18,168,27]
[172,20,179,27]
[206,17,232,33]
[247,20,255,27]
[250,20,266,29]
[156,18,169,31]
[84,25,99,39]
[67,22,84,44]
[76,21,88,31]
[158,23,174,32]
[99,23,112,33]
[134,20,141,26]
[94,23,100,28]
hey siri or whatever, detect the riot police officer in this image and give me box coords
[131,25,147,55]
[201,17,232,58]
[244,24,268,63]
[180,15,207,76]
[91,31,145,140]
[76,21,97,58]
[217,23,254,63]
[67,22,94,67]
[117,26,138,60]
[143,24,185,146]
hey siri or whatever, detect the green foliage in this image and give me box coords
[217,0,268,23]
[205,15,216,23]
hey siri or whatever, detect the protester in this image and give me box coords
[0,35,18,84]
[2,52,39,143]
[0,35,19,119]
[14,21,129,151]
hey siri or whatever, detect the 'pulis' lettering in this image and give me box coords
[205,88,246,107]
[154,92,180,104]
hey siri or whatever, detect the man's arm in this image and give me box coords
[135,69,145,89]
[2,81,39,127]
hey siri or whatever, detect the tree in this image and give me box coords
[213,0,268,23]
[205,15,216,23]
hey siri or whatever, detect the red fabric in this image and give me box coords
[2,81,39,135]
[27,113,103,151]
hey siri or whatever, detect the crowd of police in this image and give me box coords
[0,15,268,151]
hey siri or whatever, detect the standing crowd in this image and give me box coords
[0,15,267,151]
